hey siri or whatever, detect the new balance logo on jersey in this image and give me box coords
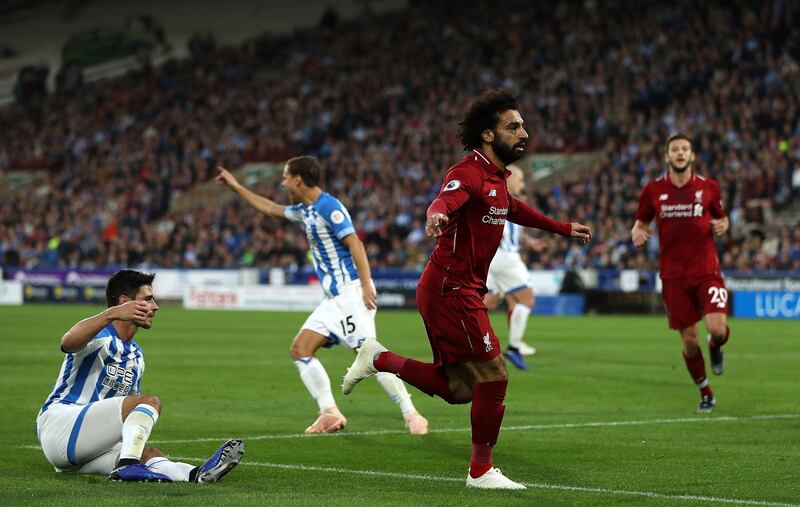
[659,193,669,201]
[482,332,493,352]
[488,189,497,197]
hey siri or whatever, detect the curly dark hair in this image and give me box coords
[457,89,520,150]
[106,269,155,307]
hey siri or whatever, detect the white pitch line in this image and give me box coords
[147,413,800,444]
[17,414,800,450]
[166,457,800,507]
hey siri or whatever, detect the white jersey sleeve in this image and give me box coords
[284,203,304,223]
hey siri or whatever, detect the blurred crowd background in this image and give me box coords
[2,0,799,275]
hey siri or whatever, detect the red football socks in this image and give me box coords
[469,380,508,478]
[470,443,493,478]
[376,355,512,478]
[682,349,713,397]
[373,351,407,373]
[375,353,455,401]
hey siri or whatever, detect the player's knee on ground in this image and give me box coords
[138,395,162,414]
[124,395,162,418]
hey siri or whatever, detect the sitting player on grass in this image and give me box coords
[36,269,244,482]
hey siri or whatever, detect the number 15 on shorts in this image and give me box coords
[340,315,355,336]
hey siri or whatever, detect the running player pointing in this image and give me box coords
[217,156,428,435]
[343,89,591,489]
[632,133,731,413]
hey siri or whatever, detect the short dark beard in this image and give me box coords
[668,162,690,174]
[491,136,524,166]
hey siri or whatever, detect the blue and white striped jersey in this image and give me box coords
[498,221,522,253]
[39,324,144,415]
[284,192,359,297]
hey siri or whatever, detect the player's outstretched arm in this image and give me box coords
[342,234,377,310]
[61,301,150,352]
[631,219,652,247]
[508,196,584,239]
[215,166,286,219]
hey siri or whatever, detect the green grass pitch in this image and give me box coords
[0,305,798,506]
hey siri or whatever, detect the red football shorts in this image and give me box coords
[415,283,501,365]
[661,275,729,329]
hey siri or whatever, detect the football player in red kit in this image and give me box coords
[632,133,731,413]
[342,89,591,489]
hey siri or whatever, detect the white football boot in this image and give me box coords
[341,337,386,395]
[466,467,526,490]
[517,341,536,356]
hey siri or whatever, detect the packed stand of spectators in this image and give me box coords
[1,0,800,274]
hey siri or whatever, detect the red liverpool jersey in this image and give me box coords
[636,172,726,280]
[421,149,571,296]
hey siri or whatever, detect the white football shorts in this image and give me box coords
[301,281,376,349]
[487,250,532,297]
[36,397,124,473]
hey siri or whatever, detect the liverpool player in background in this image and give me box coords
[342,89,591,489]
[632,133,731,413]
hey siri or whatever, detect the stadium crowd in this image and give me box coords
[2,0,800,274]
